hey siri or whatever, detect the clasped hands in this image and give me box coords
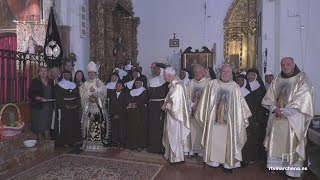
[161,102,172,111]
[127,103,137,109]
[274,107,284,117]
[65,104,78,110]
[35,96,45,102]
[90,80,102,92]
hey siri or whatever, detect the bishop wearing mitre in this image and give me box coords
[194,64,251,174]
[80,61,111,151]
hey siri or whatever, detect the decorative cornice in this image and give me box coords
[117,0,134,16]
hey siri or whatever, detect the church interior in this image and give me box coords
[0,0,319,179]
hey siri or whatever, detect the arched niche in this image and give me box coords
[224,0,257,72]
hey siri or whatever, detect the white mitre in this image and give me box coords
[87,61,97,72]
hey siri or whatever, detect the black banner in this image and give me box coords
[44,7,63,68]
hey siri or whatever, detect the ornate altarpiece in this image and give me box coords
[224,0,257,71]
[89,0,140,81]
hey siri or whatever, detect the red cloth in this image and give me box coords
[0,35,17,103]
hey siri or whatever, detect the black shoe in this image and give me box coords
[170,161,185,166]
[283,174,301,180]
[241,161,249,168]
[270,170,284,175]
[223,168,233,175]
[68,144,75,148]
[54,143,64,148]
[120,144,126,148]
[68,146,83,155]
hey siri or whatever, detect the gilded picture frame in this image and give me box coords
[181,46,215,71]
[0,0,43,29]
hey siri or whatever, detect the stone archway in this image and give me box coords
[224,0,257,71]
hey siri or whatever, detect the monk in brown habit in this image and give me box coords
[262,57,313,178]
[195,64,251,174]
[147,63,169,154]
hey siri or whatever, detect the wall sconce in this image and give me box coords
[69,52,77,61]
[35,45,44,54]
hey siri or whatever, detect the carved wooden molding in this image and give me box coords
[89,0,139,82]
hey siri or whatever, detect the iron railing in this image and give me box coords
[0,49,61,104]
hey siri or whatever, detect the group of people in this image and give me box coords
[28,57,313,179]
[161,57,313,179]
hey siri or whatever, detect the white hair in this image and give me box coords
[164,66,176,76]
[221,64,232,72]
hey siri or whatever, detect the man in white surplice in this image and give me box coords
[161,67,190,163]
[185,64,210,157]
[195,64,251,174]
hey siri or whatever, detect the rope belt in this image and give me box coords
[64,97,76,101]
[149,98,165,102]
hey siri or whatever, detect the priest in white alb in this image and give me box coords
[161,67,190,163]
[262,57,313,178]
[195,64,251,174]
[185,64,210,157]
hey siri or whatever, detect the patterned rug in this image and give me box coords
[118,149,203,167]
[9,154,163,180]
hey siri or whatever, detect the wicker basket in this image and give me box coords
[0,103,25,140]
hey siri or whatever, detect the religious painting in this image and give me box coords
[0,0,42,29]
[181,46,215,72]
[215,90,229,125]
[169,39,179,47]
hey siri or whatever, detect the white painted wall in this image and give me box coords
[132,0,233,78]
[52,0,90,74]
[257,0,276,75]
[260,0,320,114]
[52,0,319,114]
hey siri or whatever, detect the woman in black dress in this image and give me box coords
[109,81,128,147]
[243,68,268,165]
[126,77,148,150]
[28,66,54,140]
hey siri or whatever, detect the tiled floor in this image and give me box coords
[2,145,317,180]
